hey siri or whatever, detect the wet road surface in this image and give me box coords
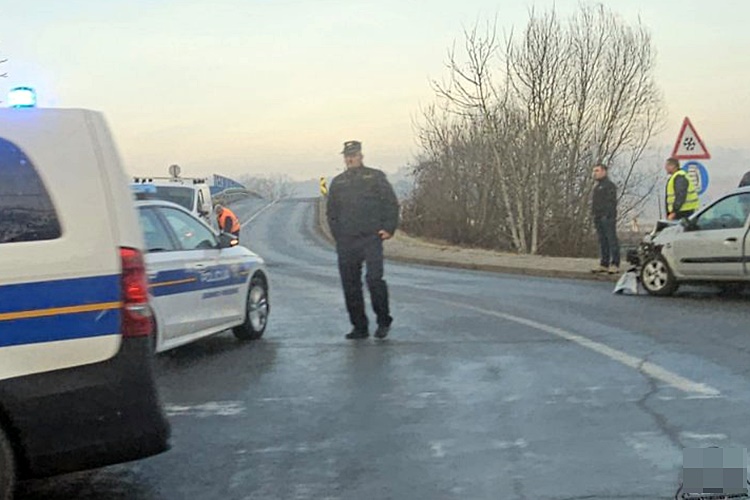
[18,197,750,500]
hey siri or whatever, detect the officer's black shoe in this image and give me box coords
[374,325,390,340]
[345,329,369,340]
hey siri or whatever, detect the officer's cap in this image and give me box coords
[341,140,362,155]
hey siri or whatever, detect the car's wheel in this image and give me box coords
[233,277,269,341]
[0,426,16,500]
[640,256,678,296]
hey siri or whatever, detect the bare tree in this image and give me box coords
[238,173,298,201]
[406,3,665,256]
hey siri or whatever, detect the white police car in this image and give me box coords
[132,193,270,352]
[0,90,169,498]
[132,168,216,229]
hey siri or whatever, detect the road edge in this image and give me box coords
[315,198,618,283]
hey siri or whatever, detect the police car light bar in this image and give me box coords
[130,184,157,194]
[8,87,37,108]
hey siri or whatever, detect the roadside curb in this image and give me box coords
[314,198,619,283]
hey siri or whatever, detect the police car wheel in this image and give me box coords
[233,278,269,341]
[0,426,16,500]
[640,256,678,297]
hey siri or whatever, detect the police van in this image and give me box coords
[132,167,216,229]
[0,89,170,498]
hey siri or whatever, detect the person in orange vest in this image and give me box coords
[214,204,241,238]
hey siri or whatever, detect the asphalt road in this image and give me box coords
[18,197,750,500]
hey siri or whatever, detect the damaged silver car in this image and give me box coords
[627,187,750,296]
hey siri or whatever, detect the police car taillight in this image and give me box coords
[120,247,153,337]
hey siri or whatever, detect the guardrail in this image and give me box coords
[212,188,264,206]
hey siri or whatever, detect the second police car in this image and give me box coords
[132,188,269,352]
[132,168,216,230]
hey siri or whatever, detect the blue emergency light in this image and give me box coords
[131,183,158,201]
[131,184,158,194]
[8,87,37,108]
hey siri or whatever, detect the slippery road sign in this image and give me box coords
[671,117,710,160]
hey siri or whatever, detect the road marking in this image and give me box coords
[241,199,279,228]
[164,401,245,417]
[436,300,721,397]
[491,438,528,450]
[430,442,446,458]
[680,432,728,441]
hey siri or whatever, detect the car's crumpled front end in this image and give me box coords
[626,219,682,268]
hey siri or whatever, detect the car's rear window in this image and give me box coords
[153,186,195,211]
[0,137,62,244]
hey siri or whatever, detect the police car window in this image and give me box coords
[695,194,750,230]
[138,208,177,252]
[0,137,62,244]
[153,186,195,211]
[159,207,217,251]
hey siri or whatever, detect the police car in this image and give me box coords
[132,168,215,229]
[132,190,269,351]
[629,187,750,296]
[0,90,169,498]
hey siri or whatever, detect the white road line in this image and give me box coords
[241,199,279,228]
[680,432,728,441]
[430,442,446,458]
[164,401,245,417]
[436,299,721,397]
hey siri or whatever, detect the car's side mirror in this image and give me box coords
[681,218,698,231]
[218,232,239,249]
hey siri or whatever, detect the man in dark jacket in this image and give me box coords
[327,140,400,340]
[591,163,620,274]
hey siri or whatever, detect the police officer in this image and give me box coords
[327,141,400,340]
[664,157,700,220]
[215,204,241,238]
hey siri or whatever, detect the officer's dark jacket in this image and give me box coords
[592,177,618,219]
[326,166,400,241]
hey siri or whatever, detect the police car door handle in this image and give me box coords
[189,263,207,270]
[725,237,738,243]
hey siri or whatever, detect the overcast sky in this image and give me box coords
[1,0,749,181]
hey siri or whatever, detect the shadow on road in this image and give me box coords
[17,466,162,500]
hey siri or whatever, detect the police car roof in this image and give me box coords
[131,176,208,186]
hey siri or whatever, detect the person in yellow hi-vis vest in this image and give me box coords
[664,157,700,220]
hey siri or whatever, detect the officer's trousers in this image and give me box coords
[336,234,392,332]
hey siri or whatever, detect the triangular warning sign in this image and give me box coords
[671,117,710,160]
